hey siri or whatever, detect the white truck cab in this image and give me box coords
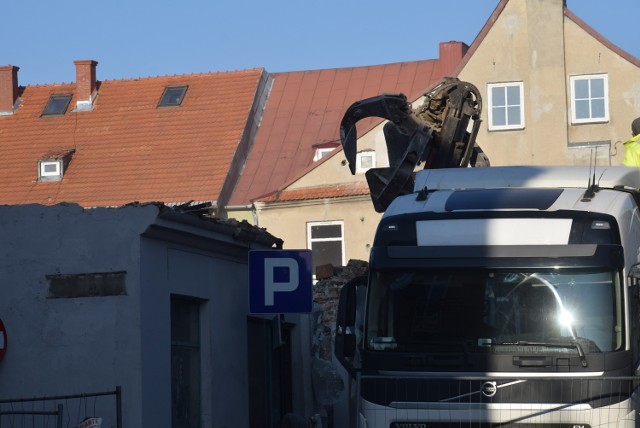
[336,166,640,428]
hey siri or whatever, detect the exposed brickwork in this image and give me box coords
[315,264,335,280]
[74,60,98,103]
[313,259,368,359]
[0,65,19,112]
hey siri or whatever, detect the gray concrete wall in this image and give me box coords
[139,242,256,427]
[0,203,314,427]
[0,203,158,427]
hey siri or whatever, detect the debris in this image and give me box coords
[313,259,368,359]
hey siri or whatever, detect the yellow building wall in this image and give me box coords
[457,0,640,166]
[564,16,640,163]
[255,196,381,266]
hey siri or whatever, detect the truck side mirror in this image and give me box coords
[629,264,640,289]
[335,275,367,377]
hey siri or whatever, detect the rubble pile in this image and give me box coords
[312,259,368,359]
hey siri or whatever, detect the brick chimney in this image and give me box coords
[74,60,98,111]
[438,41,469,77]
[0,65,20,114]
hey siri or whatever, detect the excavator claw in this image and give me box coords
[340,93,417,175]
[340,77,489,212]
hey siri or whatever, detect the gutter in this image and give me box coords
[225,203,260,227]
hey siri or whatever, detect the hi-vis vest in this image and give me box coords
[623,134,640,167]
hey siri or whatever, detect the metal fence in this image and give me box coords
[0,387,121,428]
[356,375,640,428]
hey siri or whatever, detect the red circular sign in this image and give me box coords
[0,318,6,362]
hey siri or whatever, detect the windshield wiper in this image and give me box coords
[497,340,588,368]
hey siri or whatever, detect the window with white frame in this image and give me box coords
[356,151,376,173]
[487,82,525,131]
[39,160,62,179]
[307,221,345,271]
[313,147,335,162]
[570,74,609,124]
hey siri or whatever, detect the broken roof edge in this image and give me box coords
[76,199,217,211]
[154,202,283,249]
[8,200,283,249]
[113,200,282,249]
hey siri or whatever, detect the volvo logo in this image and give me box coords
[481,381,497,397]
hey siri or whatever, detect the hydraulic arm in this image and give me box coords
[340,77,489,212]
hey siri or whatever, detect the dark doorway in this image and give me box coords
[247,316,293,428]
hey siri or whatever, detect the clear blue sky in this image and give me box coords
[2,0,638,86]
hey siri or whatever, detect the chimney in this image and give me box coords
[0,65,20,114]
[74,60,98,111]
[438,41,469,77]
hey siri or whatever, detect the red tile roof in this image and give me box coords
[256,182,371,203]
[229,42,467,206]
[0,69,265,207]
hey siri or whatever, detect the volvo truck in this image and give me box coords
[337,165,640,427]
[335,79,640,427]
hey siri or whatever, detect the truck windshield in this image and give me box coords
[365,268,622,353]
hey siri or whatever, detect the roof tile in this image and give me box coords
[229,48,465,206]
[0,69,265,207]
[256,182,371,203]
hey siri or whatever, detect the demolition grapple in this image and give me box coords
[340,77,489,212]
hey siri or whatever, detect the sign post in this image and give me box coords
[249,250,313,314]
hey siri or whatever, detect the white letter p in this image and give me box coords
[264,258,299,306]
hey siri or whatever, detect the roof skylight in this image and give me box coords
[37,148,76,181]
[39,160,62,178]
[42,94,72,117]
[158,85,188,107]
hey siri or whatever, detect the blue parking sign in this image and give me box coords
[249,250,313,314]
